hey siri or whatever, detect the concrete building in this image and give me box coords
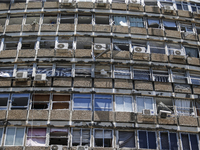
[0,0,200,149]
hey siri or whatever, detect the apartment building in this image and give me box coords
[0,0,200,149]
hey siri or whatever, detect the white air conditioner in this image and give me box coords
[159,110,171,118]
[56,43,69,50]
[34,74,46,82]
[164,5,174,11]
[94,43,107,53]
[59,0,72,4]
[142,109,154,115]
[51,145,63,150]
[133,46,146,53]
[129,0,140,6]
[77,146,88,150]
[174,50,184,56]
[15,71,28,80]
[100,69,107,75]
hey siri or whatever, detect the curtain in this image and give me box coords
[82,130,90,144]
[185,47,199,58]
[72,130,81,144]
[114,16,127,26]
[119,131,135,148]
[28,128,46,136]
[26,138,46,146]
[130,17,144,27]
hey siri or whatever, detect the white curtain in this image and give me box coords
[114,16,127,26]
[72,130,81,144]
[175,100,190,115]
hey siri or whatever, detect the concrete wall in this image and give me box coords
[59,24,75,32]
[130,27,147,35]
[165,30,181,38]
[37,49,54,57]
[0,50,17,58]
[18,50,36,58]
[77,24,93,32]
[75,49,92,58]
[148,28,164,37]
[27,2,42,9]
[73,78,92,87]
[158,116,177,125]
[137,114,157,124]
[132,53,150,61]
[53,78,72,87]
[115,79,132,89]
[112,3,127,10]
[23,24,39,32]
[41,24,57,32]
[50,110,70,120]
[77,2,93,8]
[13,80,32,87]
[145,6,160,13]
[94,111,114,121]
[115,112,135,122]
[0,3,9,10]
[55,49,73,57]
[179,116,198,127]
[72,110,92,121]
[112,51,130,60]
[44,2,59,8]
[135,81,153,91]
[7,110,27,120]
[94,78,112,88]
[28,110,49,120]
[154,82,172,92]
[0,79,11,87]
[6,25,21,32]
[93,25,111,33]
[151,53,168,62]
[112,26,128,33]
[174,84,192,93]
[169,55,186,64]
[11,3,26,10]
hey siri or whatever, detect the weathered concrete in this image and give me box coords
[13,80,32,87]
[112,25,128,33]
[75,49,92,58]
[27,2,42,9]
[7,110,27,120]
[37,49,54,57]
[165,30,181,38]
[50,110,70,120]
[77,24,93,32]
[6,25,21,32]
[145,6,160,13]
[115,112,135,122]
[0,79,11,87]
[182,32,197,41]
[95,3,110,9]
[59,24,75,32]
[33,78,51,87]
[151,53,168,62]
[174,84,192,93]
[28,110,48,120]
[177,10,192,18]
[55,49,73,57]
[93,25,111,33]
[158,116,177,125]
[94,111,114,121]
[130,27,146,35]
[155,82,172,92]
[44,2,59,8]
[25,147,50,150]
[128,5,144,11]
[73,78,92,87]
[112,51,130,60]
[94,51,111,59]
[0,25,4,33]
[161,8,176,15]
[0,110,7,120]
[0,3,9,10]
[94,78,112,88]
[137,114,157,124]
[41,24,57,32]
[53,78,72,87]
[115,79,132,89]
[4,147,23,150]
[179,116,198,127]
[187,57,200,66]
[23,24,39,32]
[133,53,150,61]
[77,2,93,8]
[193,85,200,94]
[148,28,164,37]
[135,81,153,91]
[11,3,26,10]
[0,50,17,58]
[169,55,186,64]
[72,110,92,121]
[112,3,127,10]
[18,50,35,58]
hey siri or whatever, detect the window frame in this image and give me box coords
[94,94,113,111]
[176,1,189,11]
[115,95,134,112]
[73,94,92,111]
[180,132,200,150]
[31,94,50,110]
[51,94,70,110]
[129,16,144,28]
[0,94,9,110]
[117,130,136,148]
[49,128,69,146]
[136,96,155,114]
[10,93,30,110]
[138,130,157,149]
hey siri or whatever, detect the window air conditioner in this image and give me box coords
[159,110,171,118]
[77,146,88,150]
[100,69,108,75]
[164,5,174,13]
[56,43,69,50]
[129,0,140,6]
[97,0,107,6]
[51,145,63,150]
[174,50,184,56]
[34,74,46,82]
[94,43,107,53]
[133,46,146,53]
[59,0,72,4]
[142,109,154,115]
[15,71,28,80]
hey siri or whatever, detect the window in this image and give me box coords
[129,17,144,27]
[40,37,55,49]
[144,0,157,6]
[21,38,37,49]
[114,66,131,79]
[52,95,70,109]
[172,70,187,83]
[190,71,200,85]
[185,47,199,58]
[0,128,3,145]
[132,40,147,53]
[160,0,173,7]
[175,99,192,115]
[148,18,160,28]
[136,96,155,114]
[76,37,92,49]
[115,96,133,112]
[72,128,90,146]
[113,16,127,26]
[94,129,112,147]
[50,128,68,146]
[176,1,189,10]
[78,15,92,24]
[17,66,33,77]
[9,15,23,25]
[181,133,199,150]
[55,66,71,77]
[95,94,112,111]
[26,128,46,146]
[112,0,125,3]
[36,66,52,77]
[11,94,29,110]
[156,98,174,115]
[180,24,193,32]
[138,131,157,149]
[167,43,182,55]
[32,94,49,109]
[196,101,200,116]
[118,131,135,148]
[25,14,40,25]
[73,94,91,110]
[113,39,129,51]
[60,14,74,24]
[43,13,57,24]
[58,36,73,49]
[5,127,25,146]
[0,94,9,110]
[3,37,19,50]
[133,67,150,81]
[190,3,200,13]
[150,42,165,54]
[0,67,13,77]
[152,69,169,82]
[75,65,91,77]
[95,64,111,78]
[163,20,177,30]
[95,15,109,25]
[160,132,178,150]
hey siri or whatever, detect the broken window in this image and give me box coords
[113,39,129,51]
[21,38,37,49]
[50,128,68,146]
[17,66,33,77]
[113,16,127,26]
[3,37,19,50]
[133,67,150,81]
[175,99,193,116]
[0,67,13,77]
[75,65,91,77]
[5,127,25,146]
[156,98,174,115]
[136,96,155,114]
[43,13,57,24]
[190,71,200,85]
[167,43,182,55]
[185,47,199,58]
[95,94,112,111]
[148,18,160,28]
[94,129,112,147]
[160,132,178,150]
[114,66,131,79]
[163,20,177,30]
[0,15,7,27]
[52,95,70,109]
[150,42,165,54]
[58,37,73,49]
[40,37,55,49]
[176,1,189,10]
[0,94,9,110]
[196,101,200,116]
[95,15,109,25]
[11,93,29,110]
[181,133,199,150]
[95,64,111,78]
[138,131,157,149]
[72,128,90,146]
[26,14,40,25]
[118,131,135,148]
[55,65,71,77]
[129,17,144,27]
[76,37,92,49]
[9,15,23,25]
[190,2,200,12]
[172,69,187,83]
[78,15,92,24]
[60,14,74,24]
[115,96,133,112]
[36,66,52,77]
[180,24,193,32]
[32,94,49,109]
[26,128,46,146]
[73,94,91,110]
[152,68,169,82]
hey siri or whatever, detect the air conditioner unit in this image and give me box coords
[100,69,107,75]
[159,110,171,118]
[34,74,46,82]
[15,71,28,80]
[77,146,88,150]
[142,109,154,115]
[174,50,184,56]
[133,46,146,53]
[51,145,63,150]
[59,0,72,4]
[164,5,174,11]
[94,43,107,53]
[97,0,107,5]
[129,0,140,6]
[56,43,69,50]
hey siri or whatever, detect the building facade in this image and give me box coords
[0,0,200,149]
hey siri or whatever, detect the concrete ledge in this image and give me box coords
[177,10,192,18]
[74,78,92,87]
[113,51,130,60]
[95,3,110,9]
[6,25,21,32]
[179,116,198,127]
[128,5,144,11]
[174,84,192,93]
[193,85,200,94]
[28,110,48,120]
[112,25,128,33]
[37,49,54,57]
[145,6,160,13]
[7,110,27,120]
[130,27,146,35]
[93,25,111,33]
[161,8,176,15]
[72,110,92,121]
[148,28,164,36]
[155,82,172,92]
[50,110,70,120]
[0,3,10,10]
[94,51,111,59]
[94,78,112,88]
[41,24,57,32]
[75,49,92,58]
[55,49,73,57]
[0,110,7,120]
[115,79,132,89]
[112,3,127,10]
[59,24,74,32]
[135,81,153,91]
[27,2,42,9]
[0,25,4,33]
[44,2,59,8]
[187,57,200,66]
[53,78,72,87]
[33,78,51,87]
[94,111,114,121]
[165,30,181,38]
[25,147,50,150]
[11,3,26,10]
[4,147,23,150]
[158,116,177,125]
[182,33,197,41]
[13,80,31,87]
[132,53,150,61]
[115,112,135,122]
[151,53,168,62]
[18,49,36,58]
[77,24,93,32]
[169,55,186,64]
[77,2,93,8]
[23,24,39,32]
[0,50,17,58]
[137,114,157,124]
[0,79,11,87]
[193,12,200,19]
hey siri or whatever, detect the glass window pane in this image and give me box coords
[137,97,144,113]
[190,134,199,150]
[181,134,190,150]
[148,132,156,149]
[170,133,178,150]
[124,97,132,112]
[0,128,3,144]
[119,131,135,148]
[160,132,169,150]
[14,128,24,146]
[5,128,15,145]
[139,131,147,148]
[116,96,124,111]
[145,98,153,110]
